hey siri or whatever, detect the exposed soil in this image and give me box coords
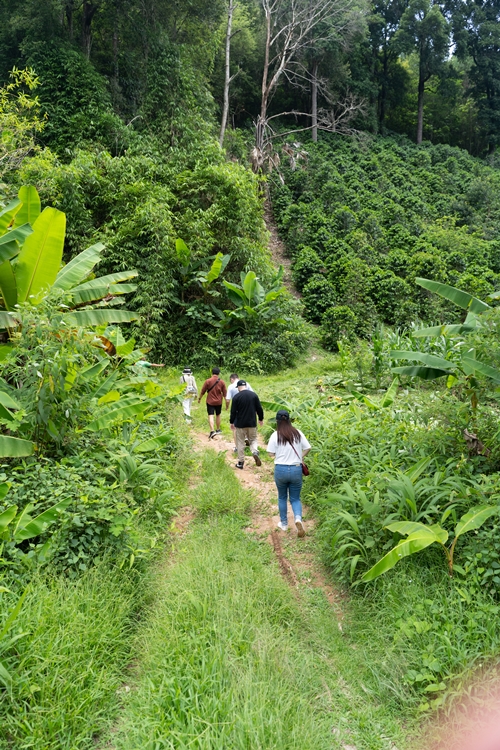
[264,199,301,299]
[191,428,344,623]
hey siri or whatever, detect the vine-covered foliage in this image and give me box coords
[271,134,500,348]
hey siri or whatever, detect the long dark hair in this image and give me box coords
[276,419,301,445]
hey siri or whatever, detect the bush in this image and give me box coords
[321,306,357,350]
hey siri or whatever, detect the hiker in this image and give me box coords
[266,409,311,538]
[198,367,227,439]
[135,356,165,369]
[179,367,197,421]
[230,380,264,470]
[226,374,253,453]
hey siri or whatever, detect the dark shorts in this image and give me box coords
[207,403,222,416]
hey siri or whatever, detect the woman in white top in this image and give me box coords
[266,409,311,537]
[179,367,198,421]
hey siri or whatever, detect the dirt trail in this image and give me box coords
[264,199,301,299]
[192,429,344,622]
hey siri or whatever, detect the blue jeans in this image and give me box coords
[274,464,303,524]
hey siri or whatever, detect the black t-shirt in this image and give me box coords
[230,390,264,428]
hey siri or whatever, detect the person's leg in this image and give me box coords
[182,398,191,418]
[288,465,305,536]
[247,426,261,465]
[274,465,290,527]
[207,405,215,434]
[235,428,245,464]
[215,405,222,431]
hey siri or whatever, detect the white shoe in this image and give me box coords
[295,518,305,538]
[276,521,288,531]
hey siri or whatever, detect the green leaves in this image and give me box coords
[65,309,140,326]
[415,278,490,314]
[15,207,66,304]
[361,525,445,582]
[454,506,498,539]
[0,436,34,457]
[53,242,104,291]
[13,497,72,542]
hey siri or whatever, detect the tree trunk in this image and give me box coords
[256,4,272,152]
[311,61,318,142]
[416,63,425,145]
[379,47,388,133]
[82,1,98,59]
[219,0,235,147]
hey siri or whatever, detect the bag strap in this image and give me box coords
[290,441,302,463]
[206,377,220,394]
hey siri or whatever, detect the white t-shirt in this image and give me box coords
[267,430,311,465]
[226,382,253,400]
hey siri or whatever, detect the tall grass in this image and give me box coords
[0,566,142,749]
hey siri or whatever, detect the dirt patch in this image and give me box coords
[264,199,301,299]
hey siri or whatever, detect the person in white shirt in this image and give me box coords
[225,373,253,452]
[179,367,197,421]
[266,409,311,537]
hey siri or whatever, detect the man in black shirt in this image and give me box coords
[230,380,264,470]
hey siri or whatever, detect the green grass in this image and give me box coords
[108,453,410,750]
[0,566,142,750]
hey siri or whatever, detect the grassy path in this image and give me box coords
[102,438,410,749]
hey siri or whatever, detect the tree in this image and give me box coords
[394,0,449,144]
[220,0,237,145]
[254,0,365,168]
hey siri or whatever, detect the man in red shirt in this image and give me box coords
[198,367,227,439]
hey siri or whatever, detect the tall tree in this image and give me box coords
[220,0,237,145]
[449,0,500,153]
[394,0,449,144]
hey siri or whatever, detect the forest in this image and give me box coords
[1,1,500,748]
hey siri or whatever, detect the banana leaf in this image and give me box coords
[0,436,34,457]
[380,378,398,407]
[65,309,140,326]
[0,223,33,250]
[14,186,41,228]
[134,433,174,452]
[454,506,498,539]
[0,199,21,234]
[70,283,137,306]
[391,366,451,380]
[13,497,72,542]
[79,358,110,381]
[15,208,66,304]
[415,278,490,314]
[0,259,17,310]
[389,351,454,369]
[0,505,17,533]
[361,527,445,582]
[461,357,500,383]
[71,270,138,292]
[53,243,104,291]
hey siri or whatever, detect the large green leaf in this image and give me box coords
[175,238,191,265]
[242,271,257,303]
[86,396,161,431]
[0,199,21,235]
[65,309,140,326]
[0,436,34,457]
[0,505,17,533]
[390,351,454,369]
[0,223,33,250]
[0,311,20,329]
[70,283,137,306]
[205,252,228,286]
[0,260,17,310]
[14,186,41,228]
[223,280,246,307]
[14,497,72,542]
[412,323,475,337]
[405,456,433,483]
[415,278,490,314]
[380,378,398,408]
[391,366,451,380]
[79,358,110,381]
[53,243,104,291]
[454,505,498,539]
[71,270,138,292]
[386,521,448,544]
[362,527,444,582]
[461,357,500,383]
[0,241,21,268]
[15,207,66,304]
[134,433,173,452]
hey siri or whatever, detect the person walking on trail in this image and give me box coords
[179,367,197,421]
[230,380,264,470]
[266,410,311,538]
[198,367,227,439]
[226,374,253,453]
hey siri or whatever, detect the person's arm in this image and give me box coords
[198,380,208,403]
[300,432,311,458]
[266,432,277,455]
[149,363,165,367]
[255,394,264,425]
[229,395,238,430]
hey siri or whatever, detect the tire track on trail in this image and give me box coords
[192,429,344,624]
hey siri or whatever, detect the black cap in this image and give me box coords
[183,367,191,373]
[276,409,290,421]
[236,379,247,387]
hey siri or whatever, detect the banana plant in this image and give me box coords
[220,267,287,330]
[361,505,498,581]
[390,278,500,400]
[0,186,140,333]
[175,238,230,300]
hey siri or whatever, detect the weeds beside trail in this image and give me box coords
[109,450,410,750]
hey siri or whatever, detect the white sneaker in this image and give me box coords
[276,521,288,531]
[295,518,305,538]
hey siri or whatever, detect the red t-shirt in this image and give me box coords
[200,375,227,405]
